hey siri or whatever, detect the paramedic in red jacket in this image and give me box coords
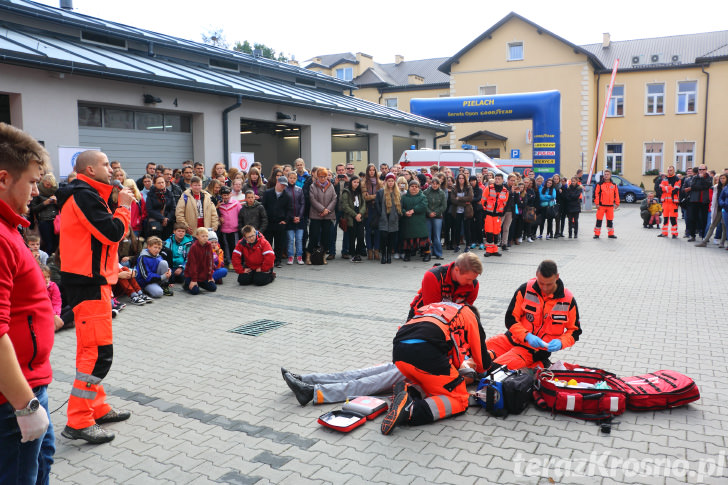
[482,172,510,256]
[486,260,581,370]
[0,123,55,483]
[57,150,132,444]
[232,224,276,286]
[381,302,490,435]
[408,252,482,319]
[593,169,620,238]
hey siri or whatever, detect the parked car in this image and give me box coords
[581,173,646,203]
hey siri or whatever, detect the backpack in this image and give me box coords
[474,366,534,417]
[607,370,700,411]
[309,246,326,265]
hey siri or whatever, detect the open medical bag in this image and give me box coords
[533,364,627,421]
[533,363,700,421]
[317,396,388,432]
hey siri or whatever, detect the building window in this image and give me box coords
[479,85,497,96]
[104,109,134,130]
[675,142,695,172]
[385,98,398,109]
[646,83,664,115]
[643,142,663,173]
[335,67,353,81]
[78,104,191,133]
[676,81,697,114]
[608,85,624,117]
[507,42,523,61]
[605,143,623,174]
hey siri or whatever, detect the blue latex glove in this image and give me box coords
[525,333,547,349]
[547,339,563,352]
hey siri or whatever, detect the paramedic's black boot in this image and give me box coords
[283,372,314,406]
[381,389,413,435]
[280,367,302,381]
[61,424,115,444]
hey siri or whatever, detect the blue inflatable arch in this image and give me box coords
[410,90,561,175]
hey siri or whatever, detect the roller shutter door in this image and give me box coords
[79,128,193,180]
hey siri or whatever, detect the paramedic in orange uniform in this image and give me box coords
[655,166,681,238]
[593,169,620,238]
[485,260,581,370]
[482,173,510,257]
[57,150,132,444]
[381,302,490,435]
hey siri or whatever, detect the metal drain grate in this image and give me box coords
[228,319,288,336]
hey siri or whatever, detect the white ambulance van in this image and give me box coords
[398,149,507,177]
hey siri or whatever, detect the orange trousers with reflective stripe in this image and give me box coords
[67,285,113,429]
[394,360,469,424]
[662,201,679,236]
[484,215,502,254]
[485,334,541,370]
[594,206,615,236]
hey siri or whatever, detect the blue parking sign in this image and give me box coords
[511,149,520,159]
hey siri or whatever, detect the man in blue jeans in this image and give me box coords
[0,122,55,483]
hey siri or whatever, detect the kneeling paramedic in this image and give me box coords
[485,259,581,370]
[381,301,490,435]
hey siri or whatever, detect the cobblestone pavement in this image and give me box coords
[47,206,728,484]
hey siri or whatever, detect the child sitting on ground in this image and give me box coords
[135,236,174,298]
[184,227,217,295]
[115,263,152,305]
[648,198,663,228]
[27,234,48,265]
[208,231,228,284]
[164,222,195,284]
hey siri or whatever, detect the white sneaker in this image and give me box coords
[527,237,534,243]
[296,256,304,265]
[130,295,146,306]
[287,257,294,265]
[393,253,400,259]
[517,238,523,243]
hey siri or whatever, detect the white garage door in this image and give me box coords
[79,128,193,180]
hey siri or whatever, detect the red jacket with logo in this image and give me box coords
[231,231,275,272]
[410,262,479,311]
[0,199,55,405]
[505,278,581,350]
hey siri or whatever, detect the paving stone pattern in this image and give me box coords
[47,206,728,484]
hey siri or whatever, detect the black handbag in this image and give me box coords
[145,219,162,237]
[546,205,559,219]
[524,207,537,224]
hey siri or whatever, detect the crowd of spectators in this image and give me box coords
[22,158,728,329]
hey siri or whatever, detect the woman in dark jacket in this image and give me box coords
[468,176,483,249]
[449,173,473,252]
[523,177,538,242]
[30,173,59,254]
[146,176,175,239]
[552,174,567,238]
[563,176,583,238]
[340,175,367,262]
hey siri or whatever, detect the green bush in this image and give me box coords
[644,169,660,176]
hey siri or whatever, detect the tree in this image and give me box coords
[201,28,229,49]
[233,40,288,63]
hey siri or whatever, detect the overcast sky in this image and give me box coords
[34,0,727,63]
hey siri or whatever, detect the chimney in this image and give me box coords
[60,0,73,10]
[602,33,610,49]
[395,54,404,65]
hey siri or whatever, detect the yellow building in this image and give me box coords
[308,13,728,186]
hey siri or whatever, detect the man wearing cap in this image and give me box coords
[262,175,292,268]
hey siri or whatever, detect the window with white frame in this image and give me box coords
[643,142,663,173]
[675,142,695,172]
[605,143,623,174]
[608,85,624,117]
[507,42,523,61]
[384,98,398,109]
[479,85,497,96]
[335,67,353,81]
[677,81,697,114]
[646,83,664,114]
